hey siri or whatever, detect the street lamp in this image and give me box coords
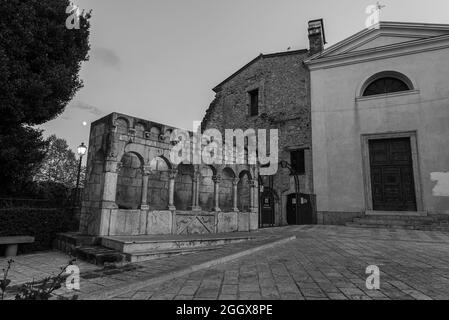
[279,160,300,225]
[75,142,87,207]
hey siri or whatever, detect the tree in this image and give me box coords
[0,0,91,195]
[34,135,85,189]
[0,126,48,196]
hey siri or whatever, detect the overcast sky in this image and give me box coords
[39,0,449,154]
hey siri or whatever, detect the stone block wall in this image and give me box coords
[201,50,314,226]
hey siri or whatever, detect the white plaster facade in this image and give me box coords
[305,22,449,223]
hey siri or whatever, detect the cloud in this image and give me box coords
[71,101,104,117]
[92,47,121,69]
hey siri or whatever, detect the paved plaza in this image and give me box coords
[2,225,449,300]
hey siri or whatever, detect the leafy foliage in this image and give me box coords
[0,0,91,195]
[15,259,78,300]
[34,135,86,188]
[0,0,91,126]
[1,259,78,300]
[0,126,48,196]
[0,259,14,300]
[0,207,79,252]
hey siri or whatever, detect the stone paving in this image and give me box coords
[110,226,449,300]
[0,228,293,299]
[0,251,100,287]
[2,225,449,300]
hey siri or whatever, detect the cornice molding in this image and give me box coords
[305,21,449,69]
[306,34,449,70]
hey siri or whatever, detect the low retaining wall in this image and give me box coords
[94,209,258,236]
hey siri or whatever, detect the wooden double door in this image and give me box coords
[369,138,417,211]
[286,193,314,225]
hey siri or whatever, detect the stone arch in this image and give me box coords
[115,117,129,135]
[237,168,252,180]
[150,155,172,170]
[134,122,147,138]
[174,163,194,210]
[116,151,144,209]
[220,167,235,212]
[150,126,161,136]
[238,170,252,212]
[146,156,170,210]
[358,71,415,97]
[198,165,215,210]
[120,143,146,164]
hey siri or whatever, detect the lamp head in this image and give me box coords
[77,142,87,156]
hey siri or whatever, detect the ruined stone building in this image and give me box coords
[80,113,258,237]
[201,20,326,227]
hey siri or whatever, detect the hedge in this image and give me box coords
[0,207,79,253]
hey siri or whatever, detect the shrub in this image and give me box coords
[0,207,78,252]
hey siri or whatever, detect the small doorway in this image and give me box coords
[260,191,275,227]
[286,193,314,225]
[369,137,417,211]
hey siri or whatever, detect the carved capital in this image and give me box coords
[105,160,121,173]
[141,165,152,176]
[169,169,178,180]
[232,178,240,186]
[192,170,201,183]
[212,175,222,184]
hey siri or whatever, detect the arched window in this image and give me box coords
[361,72,413,97]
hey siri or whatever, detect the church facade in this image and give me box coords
[305,22,449,224]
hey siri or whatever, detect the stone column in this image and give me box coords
[249,179,258,231]
[189,170,202,211]
[194,171,201,210]
[232,178,239,212]
[97,159,120,236]
[140,166,151,210]
[213,175,221,212]
[168,169,177,210]
[101,160,120,207]
[249,179,256,212]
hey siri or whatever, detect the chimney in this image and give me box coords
[308,19,326,56]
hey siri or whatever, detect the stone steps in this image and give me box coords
[74,246,125,265]
[125,246,224,263]
[346,222,424,230]
[354,215,435,221]
[346,214,449,231]
[100,234,256,254]
[55,232,260,266]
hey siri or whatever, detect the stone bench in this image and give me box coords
[0,236,35,257]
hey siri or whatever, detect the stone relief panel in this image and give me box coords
[176,213,215,235]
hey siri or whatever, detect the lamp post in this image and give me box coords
[280,160,300,225]
[75,142,87,207]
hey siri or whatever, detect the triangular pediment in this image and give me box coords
[310,21,449,60]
